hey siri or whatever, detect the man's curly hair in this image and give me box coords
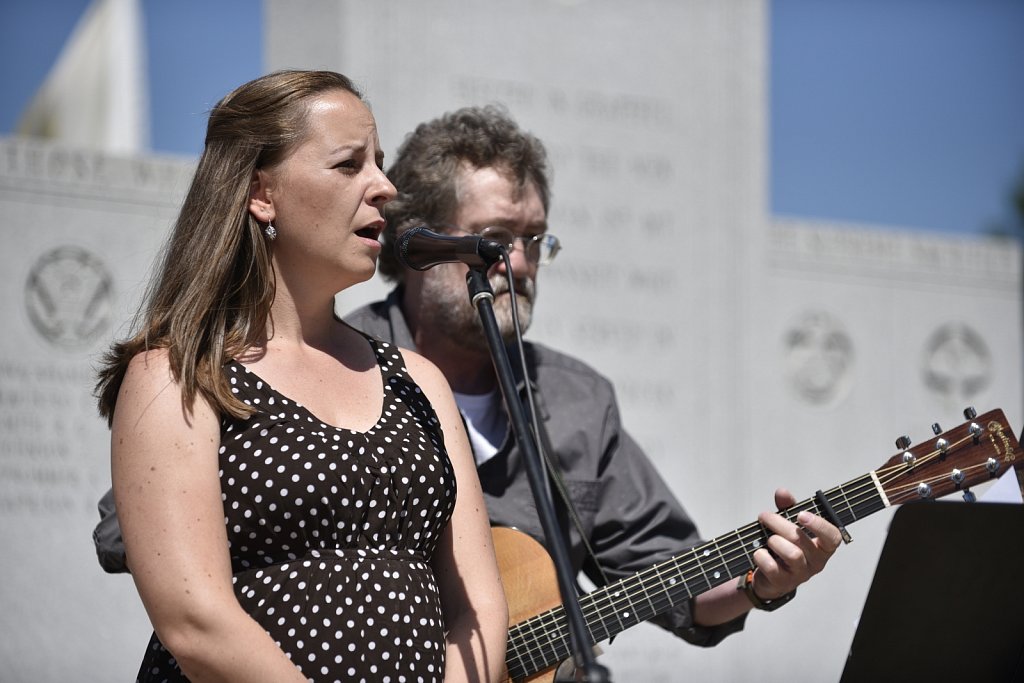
[379,105,552,281]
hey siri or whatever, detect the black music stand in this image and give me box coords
[841,501,1024,682]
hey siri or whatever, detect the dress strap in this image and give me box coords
[354,330,411,386]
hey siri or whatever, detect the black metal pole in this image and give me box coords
[465,268,610,682]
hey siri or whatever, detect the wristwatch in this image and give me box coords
[737,569,797,611]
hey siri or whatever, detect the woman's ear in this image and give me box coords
[249,169,274,223]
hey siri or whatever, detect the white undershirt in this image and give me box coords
[452,389,507,466]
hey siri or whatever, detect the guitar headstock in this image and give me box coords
[876,408,1020,505]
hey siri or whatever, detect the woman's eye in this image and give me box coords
[335,159,359,171]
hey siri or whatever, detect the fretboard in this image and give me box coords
[504,472,887,680]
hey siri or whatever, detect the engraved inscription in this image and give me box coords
[771,220,1019,284]
[0,137,193,195]
[0,359,98,516]
[452,77,674,130]
[546,145,675,185]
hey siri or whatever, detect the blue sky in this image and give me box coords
[0,0,263,159]
[1,0,1022,237]
[772,0,1024,236]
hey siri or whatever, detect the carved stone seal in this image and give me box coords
[921,322,991,400]
[24,246,114,349]
[783,310,855,406]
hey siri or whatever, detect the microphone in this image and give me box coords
[394,226,504,271]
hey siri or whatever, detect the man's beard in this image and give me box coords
[418,265,536,353]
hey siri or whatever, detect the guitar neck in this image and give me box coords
[504,473,887,679]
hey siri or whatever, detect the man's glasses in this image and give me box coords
[450,226,561,266]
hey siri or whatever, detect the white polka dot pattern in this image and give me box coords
[136,339,457,682]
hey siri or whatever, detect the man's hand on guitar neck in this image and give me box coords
[691,488,844,627]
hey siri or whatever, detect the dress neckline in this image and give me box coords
[228,339,390,435]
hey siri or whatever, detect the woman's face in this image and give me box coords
[251,89,397,293]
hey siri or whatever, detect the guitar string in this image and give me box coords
[507,432,999,678]
[503,477,876,675]
[505,471,881,667]
[504,429,994,674]
[506,472,943,676]
[504,435,983,673]
[503,477,878,675]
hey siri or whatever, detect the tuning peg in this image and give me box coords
[962,489,977,503]
[970,422,983,443]
[963,406,977,420]
[931,423,942,435]
[895,434,916,465]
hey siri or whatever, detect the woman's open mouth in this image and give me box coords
[355,225,382,240]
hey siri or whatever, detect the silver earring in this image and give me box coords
[264,221,277,240]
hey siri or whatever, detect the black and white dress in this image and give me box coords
[136,338,457,683]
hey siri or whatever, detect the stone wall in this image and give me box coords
[0,137,193,681]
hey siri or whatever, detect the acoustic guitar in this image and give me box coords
[493,408,1021,682]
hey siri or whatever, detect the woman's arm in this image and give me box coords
[112,350,307,683]
[404,351,509,683]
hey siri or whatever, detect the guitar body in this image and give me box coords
[493,527,562,682]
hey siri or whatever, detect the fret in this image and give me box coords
[539,612,569,665]
[517,609,567,673]
[780,505,800,525]
[725,527,755,576]
[534,621,567,671]
[575,592,609,644]
[583,581,626,642]
[614,576,644,628]
[686,544,712,596]
[832,484,857,524]
[628,554,696,624]
[738,523,766,566]
[632,563,661,623]
[599,577,643,635]
[852,473,887,518]
[515,619,548,675]
[660,555,692,601]
[514,612,565,675]
[504,636,530,680]
[706,536,737,595]
[829,481,857,525]
[651,561,677,610]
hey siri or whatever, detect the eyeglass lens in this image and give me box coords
[479,227,560,265]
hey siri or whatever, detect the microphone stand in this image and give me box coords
[465,267,611,683]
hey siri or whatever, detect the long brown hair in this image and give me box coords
[95,70,362,425]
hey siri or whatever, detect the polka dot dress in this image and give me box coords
[136,339,457,682]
